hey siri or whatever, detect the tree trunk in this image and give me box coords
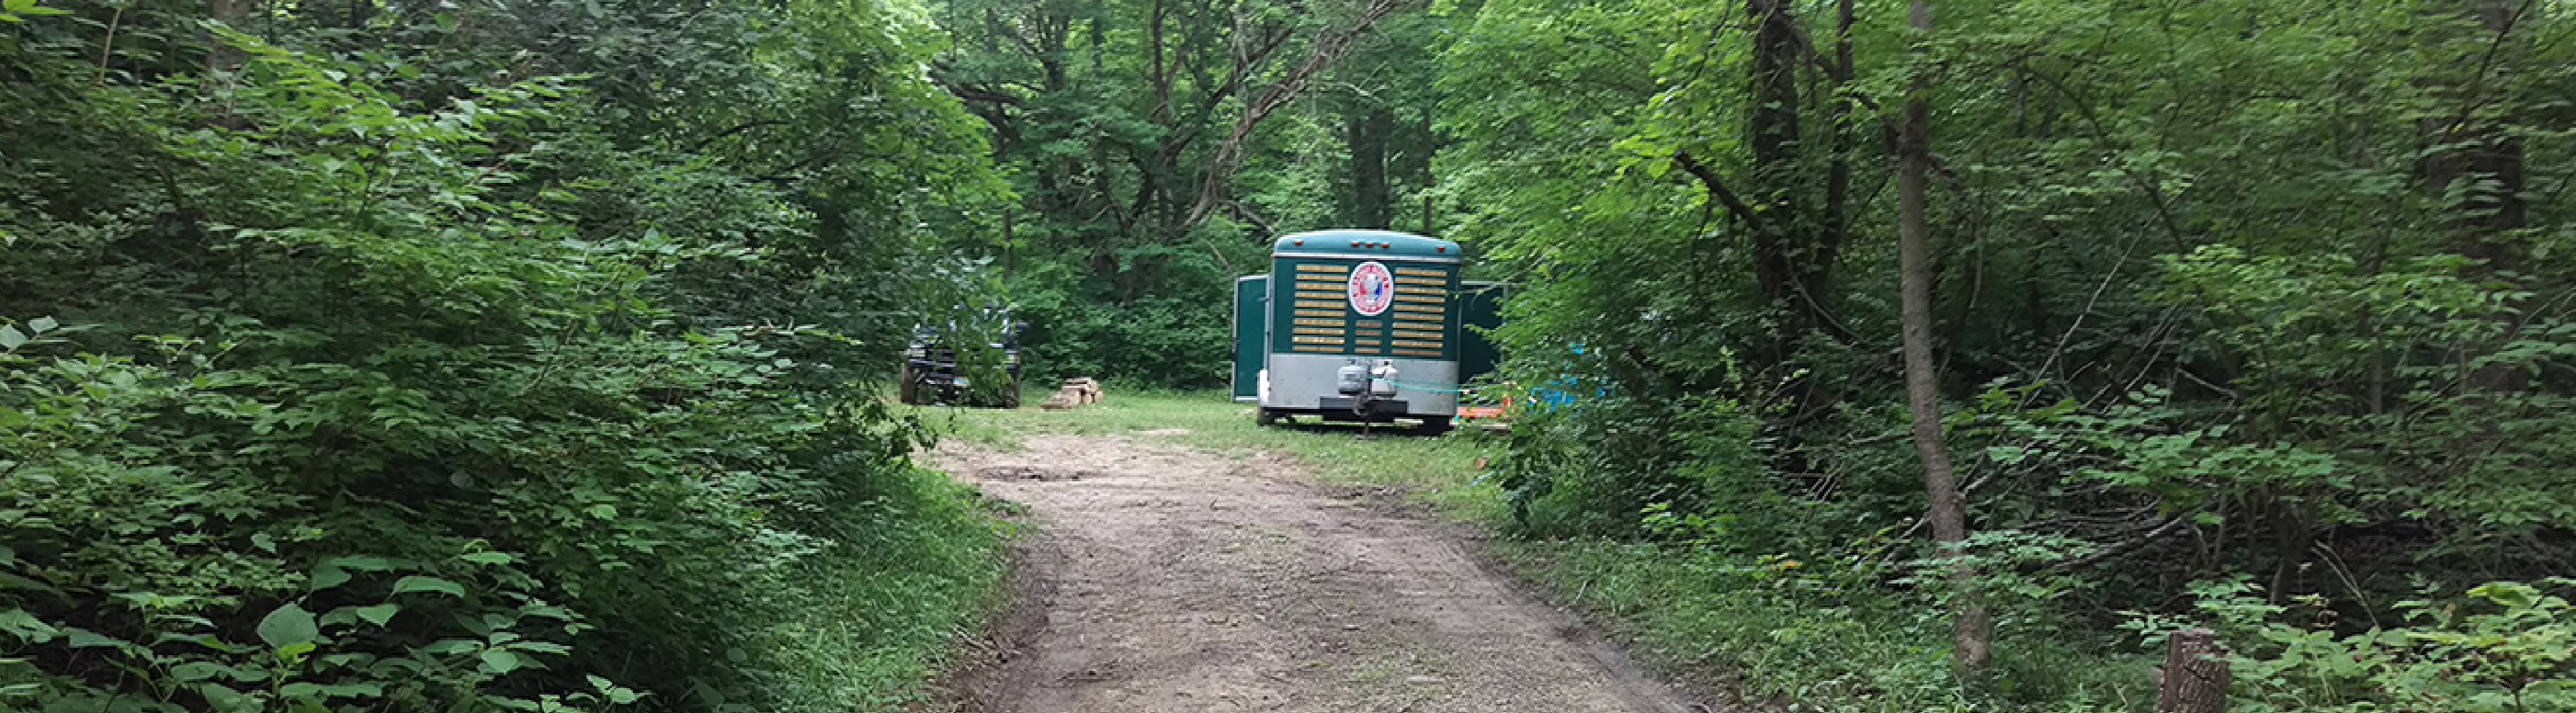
[1347,107,1393,229]
[1744,0,1804,363]
[1895,0,1990,679]
[1419,93,1436,234]
[208,0,248,75]
[2426,0,2531,394]
[2157,628,2229,713]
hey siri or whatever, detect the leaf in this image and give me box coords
[327,556,396,572]
[584,504,618,519]
[308,565,350,592]
[64,628,123,649]
[390,575,466,598]
[26,316,54,334]
[479,648,521,674]
[421,639,481,655]
[251,532,277,553]
[459,551,515,566]
[353,604,400,626]
[0,607,59,643]
[0,325,24,349]
[309,555,393,592]
[199,683,260,713]
[0,0,65,17]
[255,602,319,650]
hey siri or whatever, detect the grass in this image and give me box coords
[1482,539,2158,713]
[904,387,1512,522]
[762,464,1015,712]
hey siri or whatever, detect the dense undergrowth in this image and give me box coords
[945,392,2575,713]
[2,0,1014,709]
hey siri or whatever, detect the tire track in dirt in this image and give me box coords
[933,434,1701,713]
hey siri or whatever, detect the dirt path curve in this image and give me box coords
[934,434,1699,713]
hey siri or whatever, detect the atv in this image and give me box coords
[897,314,1024,408]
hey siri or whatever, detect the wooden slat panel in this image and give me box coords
[1292,335,1344,345]
[1394,295,1445,304]
[1393,339,1442,349]
[1295,310,1345,318]
[1392,330,1445,340]
[1394,268,1447,278]
[1292,318,1346,327]
[1295,264,1349,272]
[1394,349,1445,357]
[1294,300,1343,310]
[1291,345,1344,354]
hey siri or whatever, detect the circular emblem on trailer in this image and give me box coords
[1347,261,1396,316]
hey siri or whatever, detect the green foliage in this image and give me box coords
[1494,393,1770,540]
[1436,0,2576,705]
[2136,579,2576,713]
[928,0,1445,387]
[1494,536,2158,713]
[3,0,1009,709]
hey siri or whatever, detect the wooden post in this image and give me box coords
[2157,628,2229,713]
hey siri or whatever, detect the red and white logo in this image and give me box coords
[1347,261,1396,316]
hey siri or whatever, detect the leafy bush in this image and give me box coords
[4,4,1008,711]
[2136,579,2575,713]
[1494,392,1771,540]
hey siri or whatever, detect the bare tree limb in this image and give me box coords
[1183,0,1415,232]
[1673,150,1769,235]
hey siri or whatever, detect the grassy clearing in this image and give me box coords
[915,390,2151,712]
[906,388,1511,522]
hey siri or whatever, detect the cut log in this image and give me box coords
[2156,628,2229,713]
[1040,390,1077,411]
[1061,378,1104,404]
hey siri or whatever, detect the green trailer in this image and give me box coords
[1231,229,1482,434]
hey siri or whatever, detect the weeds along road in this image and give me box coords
[926,397,1701,713]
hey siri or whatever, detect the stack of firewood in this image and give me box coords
[1040,378,1104,411]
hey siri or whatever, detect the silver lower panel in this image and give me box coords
[1258,353,1458,417]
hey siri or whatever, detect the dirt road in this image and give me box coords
[934,433,1700,713]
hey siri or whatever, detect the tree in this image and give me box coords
[1891,0,1989,679]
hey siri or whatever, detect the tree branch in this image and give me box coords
[689,120,790,154]
[1673,150,1768,235]
[1184,0,1415,232]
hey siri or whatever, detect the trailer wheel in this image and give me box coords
[897,366,921,404]
[1254,409,1278,427]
